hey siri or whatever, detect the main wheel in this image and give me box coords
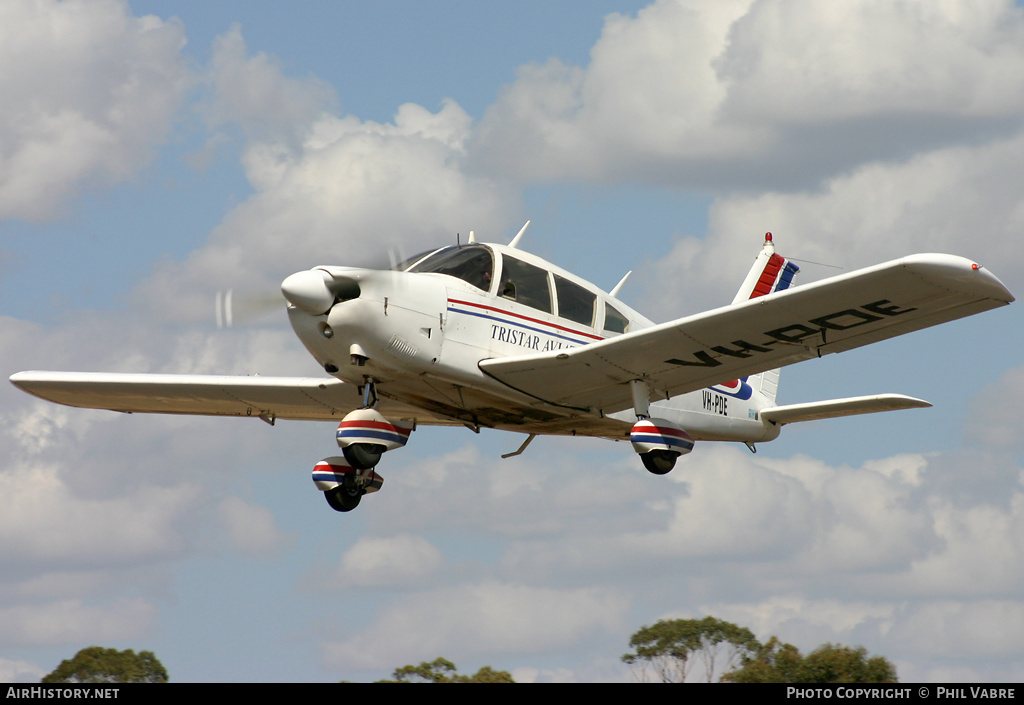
[324,485,363,512]
[342,442,384,470]
[641,450,679,475]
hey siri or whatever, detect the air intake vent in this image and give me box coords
[387,335,418,360]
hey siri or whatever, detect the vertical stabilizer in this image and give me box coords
[733,234,800,404]
[732,232,800,304]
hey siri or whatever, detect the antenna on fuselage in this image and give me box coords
[508,220,530,249]
[468,230,476,244]
[610,271,632,297]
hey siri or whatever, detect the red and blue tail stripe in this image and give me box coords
[750,253,800,299]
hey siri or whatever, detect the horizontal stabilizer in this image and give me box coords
[759,394,931,426]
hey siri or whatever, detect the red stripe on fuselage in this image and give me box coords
[447,298,604,341]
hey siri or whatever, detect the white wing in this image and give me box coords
[480,254,1013,414]
[8,371,459,425]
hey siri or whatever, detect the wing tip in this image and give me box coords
[900,253,1014,303]
[9,370,40,389]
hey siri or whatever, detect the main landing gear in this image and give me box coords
[311,379,414,513]
[313,456,383,512]
[629,380,695,475]
[640,449,680,475]
[324,477,364,512]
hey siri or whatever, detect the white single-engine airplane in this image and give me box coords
[10,225,1014,513]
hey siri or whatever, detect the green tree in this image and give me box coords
[622,617,760,682]
[797,643,898,683]
[723,639,898,683]
[720,636,804,683]
[42,646,168,684]
[379,657,515,683]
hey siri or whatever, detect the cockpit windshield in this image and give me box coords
[400,244,494,292]
[391,248,441,272]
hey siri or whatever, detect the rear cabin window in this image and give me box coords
[604,302,630,334]
[404,245,494,292]
[498,255,552,313]
[554,274,596,327]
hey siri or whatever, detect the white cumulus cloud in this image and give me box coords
[323,581,629,670]
[0,0,190,220]
[333,534,442,588]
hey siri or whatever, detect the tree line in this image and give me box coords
[41,616,897,683]
[621,616,897,683]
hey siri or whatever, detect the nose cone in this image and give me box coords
[282,269,334,315]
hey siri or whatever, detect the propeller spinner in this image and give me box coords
[281,268,361,316]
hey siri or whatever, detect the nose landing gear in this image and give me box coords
[312,379,415,512]
[324,481,364,512]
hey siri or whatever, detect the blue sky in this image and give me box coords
[2,0,1024,683]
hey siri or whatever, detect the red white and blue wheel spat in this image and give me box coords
[630,418,695,457]
[335,408,414,451]
[312,456,384,494]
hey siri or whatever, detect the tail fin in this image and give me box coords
[732,232,800,304]
[733,233,800,404]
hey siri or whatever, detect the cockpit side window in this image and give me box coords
[498,255,552,313]
[406,245,494,292]
[603,302,630,334]
[554,274,595,327]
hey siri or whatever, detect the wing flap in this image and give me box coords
[8,371,455,425]
[759,394,931,425]
[479,254,1013,413]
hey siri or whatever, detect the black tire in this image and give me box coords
[324,485,363,512]
[641,450,679,475]
[342,442,384,470]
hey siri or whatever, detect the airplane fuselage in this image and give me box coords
[285,242,780,444]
